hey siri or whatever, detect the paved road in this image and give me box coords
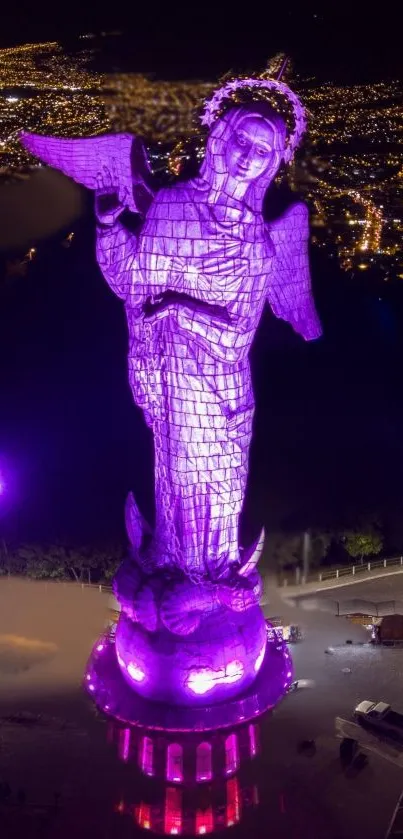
[317,574,403,602]
[290,573,403,609]
[275,566,403,600]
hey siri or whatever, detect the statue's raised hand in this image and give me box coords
[19,132,154,216]
[95,166,130,225]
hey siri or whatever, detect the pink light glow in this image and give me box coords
[127,661,146,682]
[120,727,131,762]
[195,805,213,834]
[187,670,215,696]
[224,733,239,775]
[226,777,241,826]
[196,742,212,783]
[135,803,151,830]
[164,787,182,835]
[248,723,258,757]
[140,735,154,776]
[225,660,244,682]
[166,743,184,783]
[187,660,244,695]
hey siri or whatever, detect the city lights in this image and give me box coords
[0,39,401,279]
[0,40,107,171]
[299,79,402,275]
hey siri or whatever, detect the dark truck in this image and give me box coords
[378,614,403,645]
[354,701,403,743]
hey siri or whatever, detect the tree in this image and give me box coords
[0,542,124,584]
[264,532,302,572]
[101,554,121,582]
[67,548,98,585]
[310,531,332,565]
[16,545,67,579]
[264,529,331,574]
[343,525,383,564]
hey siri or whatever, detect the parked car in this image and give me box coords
[265,619,302,643]
[354,700,403,743]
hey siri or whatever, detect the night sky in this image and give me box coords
[1,4,401,81]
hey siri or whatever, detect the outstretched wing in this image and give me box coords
[19,132,154,215]
[267,202,322,341]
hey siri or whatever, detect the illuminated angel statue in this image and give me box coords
[21,78,321,706]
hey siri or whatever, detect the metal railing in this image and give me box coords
[317,555,403,583]
[77,581,113,594]
[0,576,113,594]
[279,555,403,587]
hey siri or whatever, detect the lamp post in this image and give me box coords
[302,530,311,584]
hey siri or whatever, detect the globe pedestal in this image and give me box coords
[84,623,293,732]
[114,604,267,706]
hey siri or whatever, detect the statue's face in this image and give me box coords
[224,115,280,182]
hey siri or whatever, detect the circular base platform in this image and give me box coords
[84,630,293,732]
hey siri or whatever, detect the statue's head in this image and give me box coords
[224,105,286,183]
[199,103,287,211]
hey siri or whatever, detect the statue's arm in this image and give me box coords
[95,179,138,302]
[165,255,248,306]
[96,220,137,301]
[145,302,250,364]
[176,306,250,363]
[267,203,322,341]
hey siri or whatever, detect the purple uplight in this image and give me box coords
[166,743,184,783]
[248,723,258,757]
[187,660,244,696]
[225,733,239,775]
[140,736,154,776]
[120,727,131,762]
[196,741,212,782]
